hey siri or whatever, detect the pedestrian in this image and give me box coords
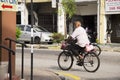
[106,28,112,43]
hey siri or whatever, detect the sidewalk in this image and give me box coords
[22,70,62,80]
[15,69,79,80]
[16,43,120,52]
[99,43,120,52]
[13,49,73,80]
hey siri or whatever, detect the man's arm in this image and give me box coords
[71,29,78,39]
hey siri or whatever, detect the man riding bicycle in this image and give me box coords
[67,21,90,65]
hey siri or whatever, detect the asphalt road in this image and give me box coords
[16,48,120,80]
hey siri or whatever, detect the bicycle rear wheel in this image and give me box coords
[83,52,100,72]
[58,51,73,70]
[93,44,101,56]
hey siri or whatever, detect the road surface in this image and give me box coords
[16,48,120,80]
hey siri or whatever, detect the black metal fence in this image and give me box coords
[0,32,2,65]
[0,37,27,80]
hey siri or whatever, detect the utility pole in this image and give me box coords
[30,0,34,79]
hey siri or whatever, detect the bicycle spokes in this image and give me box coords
[58,52,73,70]
[83,52,100,72]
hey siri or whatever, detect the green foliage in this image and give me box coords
[16,27,21,40]
[62,0,76,18]
[51,33,64,43]
[58,8,62,16]
[96,39,100,43]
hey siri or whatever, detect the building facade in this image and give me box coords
[17,1,57,32]
[104,0,120,43]
[17,0,120,43]
[58,0,120,43]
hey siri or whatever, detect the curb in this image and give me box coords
[16,44,61,50]
[99,44,120,52]
[16,44,120,52]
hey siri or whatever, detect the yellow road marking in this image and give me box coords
[56,72,80,80]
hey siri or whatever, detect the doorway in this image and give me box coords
[82,15,97,42]
[110,14,120,43]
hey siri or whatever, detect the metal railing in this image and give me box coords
[0,45,15,80]
[5,37,27,80]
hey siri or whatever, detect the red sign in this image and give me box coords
[0,0,18,11]
[2,4,13,9]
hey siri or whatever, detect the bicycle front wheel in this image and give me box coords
[58,51,73,70]
[83,52,100,72]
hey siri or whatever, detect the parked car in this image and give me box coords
[17,25,53,44]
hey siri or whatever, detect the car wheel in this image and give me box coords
[48,42,53,44]
[34,37,40,44]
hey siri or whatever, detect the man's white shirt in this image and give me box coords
[71,26,90,47]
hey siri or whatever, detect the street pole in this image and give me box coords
[97,0,100,43]
[53,13,55,32]
[21,0,26,80]
[30,0,34,79]
[8,40,12,80]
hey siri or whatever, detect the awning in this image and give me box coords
[18,0,97,3]
[75,0,97,2]
[18,0,98,3]
[18,0,51,3]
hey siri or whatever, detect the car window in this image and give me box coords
[34,28,42,32]
[39,27,48,32]
[26,27,31,32]
[35,26,49,32]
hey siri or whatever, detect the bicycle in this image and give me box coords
[91,43,101,56]
[58,40,100,72]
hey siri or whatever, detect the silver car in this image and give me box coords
[17,25,53,44]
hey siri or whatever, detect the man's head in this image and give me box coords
[74,21,81,28]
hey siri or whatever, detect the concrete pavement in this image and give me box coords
[15,49,78,80]
[16,67,80,80]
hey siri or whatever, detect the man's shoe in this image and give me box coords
[76,61,83,66]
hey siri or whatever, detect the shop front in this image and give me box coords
[106,14,120,43]
[17,2,57,32]
[105,0,120,43]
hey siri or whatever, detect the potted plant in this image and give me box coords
[16,27,21,40]
[51,33,64,45]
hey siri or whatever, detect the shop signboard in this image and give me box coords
[105,0,120,12]
[0,0,18,11]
